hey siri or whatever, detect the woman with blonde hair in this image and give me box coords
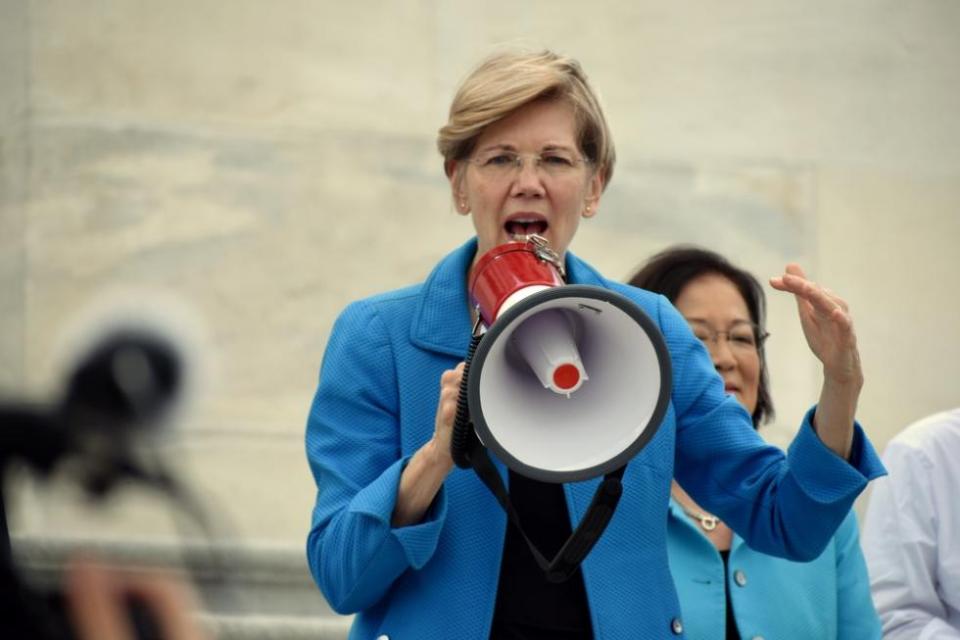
[305,50,884,639]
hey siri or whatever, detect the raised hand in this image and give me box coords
[769,264,862,388]
[770,264,861,458]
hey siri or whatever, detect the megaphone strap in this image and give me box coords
[470,446,625,583]
[451,327,627,583]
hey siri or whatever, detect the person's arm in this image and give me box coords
[306,301,448,614]
[663,293,883,562]
[863,443,960,639]
[833,511,883,639]
[770,264,861,460]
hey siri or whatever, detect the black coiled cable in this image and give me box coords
[450,333,483,468]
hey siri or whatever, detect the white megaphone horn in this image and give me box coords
[454,235,672,484]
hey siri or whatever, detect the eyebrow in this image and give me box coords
[686,317,754,328]
[476,143,577,153]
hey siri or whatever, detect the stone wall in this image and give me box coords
[0,0,28,392]
[2,0,958,548]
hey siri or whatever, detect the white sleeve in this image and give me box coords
[862,441,960,639]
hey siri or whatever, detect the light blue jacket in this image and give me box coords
[305,238,885,640]
[667,501,882,639]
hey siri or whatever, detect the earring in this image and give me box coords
[460,199,469,212]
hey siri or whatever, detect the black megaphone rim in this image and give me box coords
[467,285,672,483]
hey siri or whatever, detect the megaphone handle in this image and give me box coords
[451,334,483,469]
[469,447,626,584]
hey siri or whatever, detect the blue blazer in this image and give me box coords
[305,238,884,640]
[667,501,882,639]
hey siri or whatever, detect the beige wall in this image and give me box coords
[2,0,958,542]
[0,0,28,392]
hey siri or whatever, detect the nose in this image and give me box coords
[708,338,737,372]
[510,157,546,198]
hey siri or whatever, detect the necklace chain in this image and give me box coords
[680,506,719,531]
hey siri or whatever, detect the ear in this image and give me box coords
[582,170,604,219]
[448,160,470,216]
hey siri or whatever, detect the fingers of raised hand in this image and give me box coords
[802,284,855,328]
[771,269,842,316]
[770,263,807,289]
[771,266,857,337]
[801,286,855,340]
[801,280,843,318]
[785,262,807,279]
[823,288,850,313]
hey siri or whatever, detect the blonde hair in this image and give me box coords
[437,50,616,189]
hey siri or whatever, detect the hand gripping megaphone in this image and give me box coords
[451,235,671,582]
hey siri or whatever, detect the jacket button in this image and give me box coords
[734,569,747,587]
[671,617,684,635]
[751,636,765,640]
[376,636,389,640]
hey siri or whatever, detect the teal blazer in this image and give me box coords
[668,500,882,639]
[305,238,885,639]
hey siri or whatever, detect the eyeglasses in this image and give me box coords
[687,319,769,353]
[467,149,589,180]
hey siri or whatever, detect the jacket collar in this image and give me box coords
[410,237,610,357]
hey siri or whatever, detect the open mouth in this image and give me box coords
[505,217,548,239]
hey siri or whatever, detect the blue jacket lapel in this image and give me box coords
[409,238,477,358]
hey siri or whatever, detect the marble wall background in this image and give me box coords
[1,0,958,544]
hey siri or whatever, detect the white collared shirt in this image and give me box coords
[863,409,960,639]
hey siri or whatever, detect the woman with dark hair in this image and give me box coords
[629,246,774,428]
[629,246,881,640]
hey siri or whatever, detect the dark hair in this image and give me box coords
[628,245,774,427]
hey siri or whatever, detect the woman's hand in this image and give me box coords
[770,264,861,459]
[392,363,463,527]
[770,264,862,386]
[431,363,466,463]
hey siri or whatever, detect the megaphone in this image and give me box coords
[450,236,671,582]
[456,236,671,483]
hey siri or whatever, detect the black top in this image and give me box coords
[719,549,742,640]
[489,470,593,639]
